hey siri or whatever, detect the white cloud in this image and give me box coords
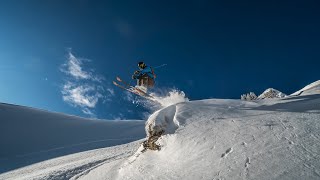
[112,113,125,120]
[61,52,105,82]
[82,108,95,117]
[60,51,114,117]
[65,52,90,80]
[62,82,102,108]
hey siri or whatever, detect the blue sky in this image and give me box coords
[0,0,319,120]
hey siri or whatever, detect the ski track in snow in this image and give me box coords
[0,141,143,180]
[15,137,141,158]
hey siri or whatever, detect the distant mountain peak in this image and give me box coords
[258,88,287,99]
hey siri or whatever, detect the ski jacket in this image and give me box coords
[133,66,155,79]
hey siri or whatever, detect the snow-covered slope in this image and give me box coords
[3,92,319,180]
[291,80,320,96]
[102,96,320,180]
[258,88,287,99]
[0,103,145,173]
[1,82,320,180]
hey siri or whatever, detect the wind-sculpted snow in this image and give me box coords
[145,105,179,137]
[140,105,181,151]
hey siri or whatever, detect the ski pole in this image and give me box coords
[153,64,167,69]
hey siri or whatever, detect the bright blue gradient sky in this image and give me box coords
[0,1,319,119]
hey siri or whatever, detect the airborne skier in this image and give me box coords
[113,61,157,101]
[132,61,155,93]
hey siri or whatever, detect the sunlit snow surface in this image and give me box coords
[1,81,320,180]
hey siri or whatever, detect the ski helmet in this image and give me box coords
[138,61,146,69]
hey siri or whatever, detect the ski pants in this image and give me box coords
[138,74,154,88]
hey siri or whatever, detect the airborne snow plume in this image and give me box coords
[151,89,189,107]
[124,89,189,110]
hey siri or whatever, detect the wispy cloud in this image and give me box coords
[62,82,102,108]
[65,52,90,79]
[82,107,96,116]
[61,52,104,82]
[60,51,114,117]
[113,113,125,120]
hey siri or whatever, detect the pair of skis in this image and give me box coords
[113,77,155,101]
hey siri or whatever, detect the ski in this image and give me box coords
[113,81,155,101]
[116,76,131,88]
[112,81,137,95]
[115,76,153,97]
[113,77,155,101]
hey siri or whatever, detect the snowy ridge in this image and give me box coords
[291,80,320,96]
[257,88,287,99]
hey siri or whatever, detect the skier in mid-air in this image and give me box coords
[131,61,155,93]
[113,61,160,101]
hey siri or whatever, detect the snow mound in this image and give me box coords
[113,96,320,180]
[139,105,181,151]
[258,88,287,99]
[291,80,320,96]
[145,105,179,137]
